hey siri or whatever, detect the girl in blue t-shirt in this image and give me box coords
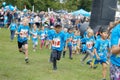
[30,24,39,51]
[8,19,17,41]
[39,26,46,49]
[81,28,95,63]
[72,30,81,54]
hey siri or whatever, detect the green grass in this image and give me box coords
[0,28,110,80]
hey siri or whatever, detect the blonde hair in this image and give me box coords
[87,28,94,36]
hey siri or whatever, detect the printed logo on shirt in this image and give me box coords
[33,33,37,38]
[86,41,93,49]
[52,37,60,48]
[41,33,45,40]
[72,39,77,44]
[20,29,28,38]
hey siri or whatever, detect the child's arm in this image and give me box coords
[15,31,19,35]
[94,48,100,60]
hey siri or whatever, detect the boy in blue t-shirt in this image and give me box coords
[64,28,74,59]
[16,19,30,63]
[50,24,67,70]
[93,26,110,80]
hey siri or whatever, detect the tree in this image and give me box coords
[2,0,92,12]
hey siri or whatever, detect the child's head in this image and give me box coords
[87,28,94,37]
[33,24,37,30]
[99,26,108,40]
[77,30,80,36]
[54,24,62,33]
[63,28,68,32]
[68,28,73,33]
[74,30,78,36]
[11,19,16,23]
[22,18,29,26]
[41,26,44,30]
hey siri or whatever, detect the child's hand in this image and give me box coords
[64,47,67,51]
[96,55,100,60]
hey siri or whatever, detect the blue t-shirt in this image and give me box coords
[72,35,80,46]
[67,32,74,46]
[17,24,30,42]
[94,38,110,61]
[110,24,120,66]
[39,30,46,40]
[31,28,39,42]
[9,23,17,31]
[51,31,67,51]
[48,29,55,40]
[4,16,8,24]
[81,36,95,51]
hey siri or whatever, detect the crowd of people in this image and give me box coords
[0,7,120,80]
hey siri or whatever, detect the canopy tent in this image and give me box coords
[71,9,90,17]
[55,10,68,14]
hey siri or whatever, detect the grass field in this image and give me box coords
[0,28,110,80]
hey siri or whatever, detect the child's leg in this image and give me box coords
[18,41,24,53]
[102,63,107,79]
[45,40,49,48]
[40,40,44,49]
[53,57,57,70]
[63,50,66,58]
[24,44,28,58]
[57,51,62,60]
[49,52,53,62]
[68,45,72,59]
[52,50,57,70]
[10,30,14,40]
[82,52,89,62]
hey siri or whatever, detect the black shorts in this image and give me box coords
[51,50,62,60]
[18,41,28,49]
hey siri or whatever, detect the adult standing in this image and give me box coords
[110,21,120,80]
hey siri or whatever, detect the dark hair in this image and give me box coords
[67,27,73,32]
[54,24,62,28]
[98,25,108,33]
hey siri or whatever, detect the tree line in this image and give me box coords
[0,0,92,12]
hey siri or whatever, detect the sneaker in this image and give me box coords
[69,57,73,60]
[93,66,97,69]
[25,58,29,63]
[19,50,25,54]
[53,67,57,70]
[86,60,92,65]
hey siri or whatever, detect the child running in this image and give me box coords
[81,28,95,63]
[30,24,39,51]
[39,26,46,49]
[16,18,30,63]
[93,26,110,80]
[50,24,67,70]
[8,19,17,41]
